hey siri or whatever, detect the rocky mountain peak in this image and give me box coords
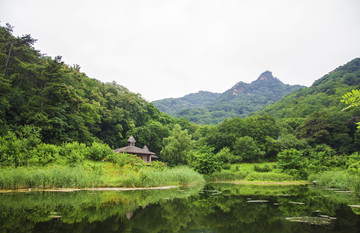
[257,71,274,81]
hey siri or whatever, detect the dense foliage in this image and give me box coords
[153,71,304,124]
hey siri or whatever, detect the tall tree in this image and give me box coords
[160,124,194,165]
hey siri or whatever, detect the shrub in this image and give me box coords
[60,142,88,166]
[216,147,241,163]
[87,141,115,161]
[190,147,222,175]
[151,160,166,171]
[254,164,273,173]
[0,132,29,167]
[277,148,308,179]
[107,152,146,168]
[28,143,61,165]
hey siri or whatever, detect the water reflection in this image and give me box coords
[1,184,360,233]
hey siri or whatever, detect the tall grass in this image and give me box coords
[206,162,287,182]
[120,166,205,187]
[206,170,248,181]
[308,170,360,192]
[244,172,295,181]
[0,164,205,189]
[0,165,102,189]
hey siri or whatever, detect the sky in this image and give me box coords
[1,0,360,101]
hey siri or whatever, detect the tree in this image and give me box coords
[233,136,265,162]
[295,111,331,145]
[277,148,308,179]
[160,124,194,165]
[190,146,222,175]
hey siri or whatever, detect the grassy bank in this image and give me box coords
[206,163,303,183]
[308,170,360,192]
[0,162,205,190]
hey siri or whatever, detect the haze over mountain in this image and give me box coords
[153,71,304,124]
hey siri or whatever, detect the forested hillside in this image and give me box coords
[253,58,360,154]
[257,58,360,118]
[0,24,193,154]
[153,71,304,124]
[152,91,221,115]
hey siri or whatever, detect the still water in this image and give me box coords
[1,184,360,233]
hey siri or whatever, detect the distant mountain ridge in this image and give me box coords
[152,71,305,124]
[152,91,221,116]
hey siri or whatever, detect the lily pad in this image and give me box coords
[285,216,333,225]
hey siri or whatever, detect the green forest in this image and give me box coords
[1,23,360,191]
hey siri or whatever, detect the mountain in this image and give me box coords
[256,58,360,119]
[153,71,304,124]
[152,91,221,115]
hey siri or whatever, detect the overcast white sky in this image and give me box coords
[1,0,360,101]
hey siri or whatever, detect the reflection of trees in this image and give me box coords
[1,184,360,232]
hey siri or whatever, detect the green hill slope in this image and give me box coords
[152,91,221,115]
[257,58,360,118]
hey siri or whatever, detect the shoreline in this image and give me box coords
[212,180,310,185]
[0,180,310,193]
[0,186,180,193]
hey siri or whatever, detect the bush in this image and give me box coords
[254,164,273,173]
[87,141,116,161]
[0,132,25,167]
[106,152,145,168]
[216,147,241,163]
[60,142,88,166]
[190,147,222,175]
[28,143,61,166]
[277,148,308,179]
[306,144,340,172]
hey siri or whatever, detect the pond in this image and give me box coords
[1,184,360,233]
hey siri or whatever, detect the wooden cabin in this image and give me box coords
[114,136,158,164]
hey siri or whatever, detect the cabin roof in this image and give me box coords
[115,146,156,156]
[115,136,157,158]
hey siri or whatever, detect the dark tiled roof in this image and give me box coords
[115,136,157,159]
[115,146,156,156]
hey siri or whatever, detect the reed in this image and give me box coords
[120,166,205,187]
[0,165,102,189]
[308,170,360,192]
[206,170,248,181]
[244,172,295,181]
